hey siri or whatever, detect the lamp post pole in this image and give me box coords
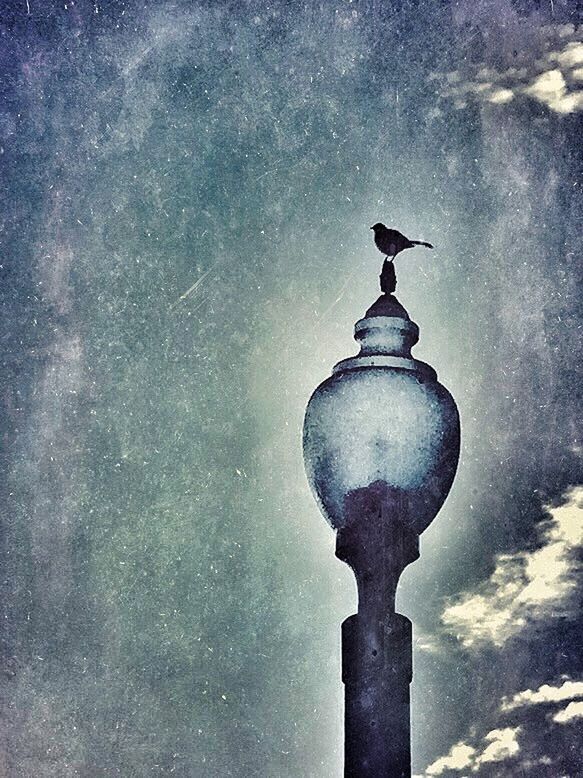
[303,262,460,777]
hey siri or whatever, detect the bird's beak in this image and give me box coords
[369,226,373,229]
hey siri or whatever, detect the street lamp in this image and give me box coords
[303,259,460,777]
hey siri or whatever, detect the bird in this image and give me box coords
[370,223,433,261]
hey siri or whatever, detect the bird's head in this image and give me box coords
[370,223,385,232]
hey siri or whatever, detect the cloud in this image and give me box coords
[501,678,583,727]
[421,486,583,776]
[487,87,514,105]
[502,679,583,712]
[430,28,583,114]
[523,68,583,115]
[473,728,521,769]
[424,728,521,776]
[553,701,583,724]
[548,40,583,69]
[422,677,583,775]
[425,742,476,775]
[440,487,583,649]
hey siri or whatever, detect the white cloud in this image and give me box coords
[501,679,583,711]
[473,728,521,769]
[425,741,476,775]
[487,87,514,104]
[441,487,583,649]
[549,41,583,68]
[423,679,583,775]
[516,756,554,770]
[414,630,446,655]
[523,69,583,114]
[430,28,583,115]
[553,701,583,724]
[424,728,520,776]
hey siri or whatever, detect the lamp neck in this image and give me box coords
[335,485,420,614]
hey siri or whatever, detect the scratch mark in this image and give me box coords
[170,264,217,310]
[97,46,155,101]
[255,161,283,181]
[319,268,360,321]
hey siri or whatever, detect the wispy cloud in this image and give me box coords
[502,679,583,712]
[553,701,583,724]
[501,677,583,728]
[424,742,476,776]
[472,728,521,770]
[430,28,583,114]
[422,678,583,775]
[523,67,583,115]
[416,679,583,778]
[419,488,583,773]
[441,487,583,649]
[425,728,521,776]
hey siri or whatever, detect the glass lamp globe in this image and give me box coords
[303,294,460,536]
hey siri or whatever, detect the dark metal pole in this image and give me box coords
[336,488,419,778]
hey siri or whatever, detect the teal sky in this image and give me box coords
[0,1,582,775]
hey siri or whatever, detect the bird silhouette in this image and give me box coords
[371,223,433,261]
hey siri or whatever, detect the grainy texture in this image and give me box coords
[0,1,581,775]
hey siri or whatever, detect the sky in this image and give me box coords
[0,0,581,775]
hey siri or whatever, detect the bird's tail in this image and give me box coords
[411,240,433,249]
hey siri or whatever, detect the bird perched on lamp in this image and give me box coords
[371,223,433,261]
